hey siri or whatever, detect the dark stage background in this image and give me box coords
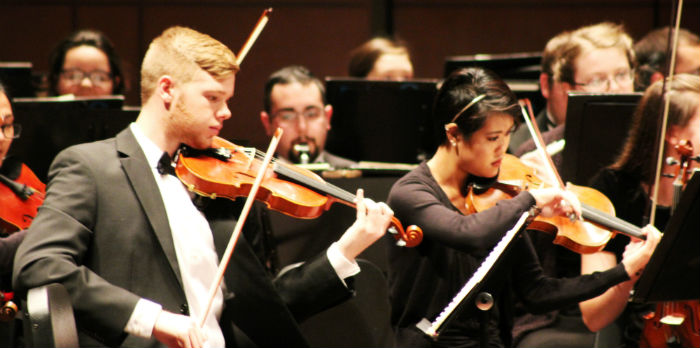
[2,2,699,346]
[1,0,698,150]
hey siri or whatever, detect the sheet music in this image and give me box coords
[416,211,531,338]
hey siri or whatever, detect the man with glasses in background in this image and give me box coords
[260,65,357,169]
[509,22,636,348]
[509,22,635,169]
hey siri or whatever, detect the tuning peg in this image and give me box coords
[0,301,17,322]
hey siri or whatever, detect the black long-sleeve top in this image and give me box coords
[589,167,669,348]
[386,162,629,348]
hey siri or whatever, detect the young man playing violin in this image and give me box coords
[385,67,660,348]
[14,26,394,348]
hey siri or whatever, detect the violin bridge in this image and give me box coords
[242,147,256,171]
[660,314,685,325]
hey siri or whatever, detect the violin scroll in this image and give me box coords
[388,218,423,247]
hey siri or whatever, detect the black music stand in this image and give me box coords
[324,77,439,163]
[633,171,700,303]
[444,52,542,79]
[560,92,643,186]
[0,62,35,98]
[9,96,138,182]
[444,52,544,115]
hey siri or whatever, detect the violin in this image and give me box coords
[640,140,700,348]
[174,136,423,247]
[0,161,45,322]
[0,163,45,235]
[466,154,645,254]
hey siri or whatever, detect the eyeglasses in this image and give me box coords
[60,68,113,86]
[1,123,21,139]
[572,70,634,91]
[273,106,324,123]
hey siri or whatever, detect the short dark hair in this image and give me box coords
[263,65,325,113]
[348,37,411,78]
[634,27,700,91]
[433,67,520,145]
[48,29,125,96]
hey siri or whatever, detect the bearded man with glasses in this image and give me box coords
[260,65,357,169]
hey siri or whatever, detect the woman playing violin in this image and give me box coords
[582,74,700,347]
[1,79,47,336]
[385,67,661,348]
[1,80,44,273]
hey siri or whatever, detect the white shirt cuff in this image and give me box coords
[327,242,360,285]
[124,298,162,338]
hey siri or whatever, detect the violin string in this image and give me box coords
[268,159,356,203]
[249,148,362,203]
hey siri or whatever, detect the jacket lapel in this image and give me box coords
[115,128,184,289]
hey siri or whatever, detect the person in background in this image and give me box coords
[14,26,394,348]
[0,80,43,272]
[1,79,44,347]
[48,29,125,97]
[385,66,660,348]
[583,74,700,347]
[512,23,638,348]
[509,22,635,165]
[348,37,414,81]
[634,26,700,91]
[260,65,356,168]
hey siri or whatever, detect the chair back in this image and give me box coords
[22,283,78,348]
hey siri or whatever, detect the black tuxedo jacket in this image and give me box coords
[14,128,352,347]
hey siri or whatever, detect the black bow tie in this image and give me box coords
[157,152,176,176]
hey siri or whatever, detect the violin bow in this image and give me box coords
[649,0,684,226]
[198,128,283,328]
[519,99,565,189]
[198,9,276,326]
[235,8,272,66]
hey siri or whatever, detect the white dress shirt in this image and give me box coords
[125,123,224,347]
